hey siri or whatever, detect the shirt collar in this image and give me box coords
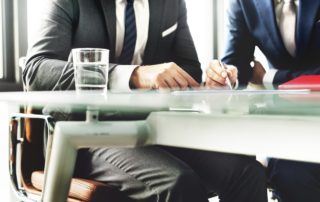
[274,0,299,5]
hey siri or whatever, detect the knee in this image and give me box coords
[240,160,267,183]
[169,169,202,190]
[153,169,208,202]
[213,157,267,201]
[213,156,267,191]
[269,160,317,191]
[248,160,266,177]
[227,157,266,182]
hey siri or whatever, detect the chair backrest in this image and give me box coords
[22,108,46,190]
[9,109,45,200]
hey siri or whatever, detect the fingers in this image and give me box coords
[206,60,229,84]
[174,67,200,88]
[205,60,238,88]
[205,76,226,89]
[136,62,200,90]
[206,66,226,85]
[172,73,189,89]
[211,60,228,76]
[225,65,238,84]
[154,68,183,89]
[154,79,169,89]
[164,76,180,89]
[155,62,200,89]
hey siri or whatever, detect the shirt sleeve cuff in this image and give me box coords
[109,65,138,92]
[263,69,278,89]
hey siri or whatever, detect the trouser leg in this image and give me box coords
[268,159,320,202]
[163,147,268,202]
[76,146,268,202]
[75,146,209,202]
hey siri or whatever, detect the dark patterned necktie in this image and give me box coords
[119,0,137,64]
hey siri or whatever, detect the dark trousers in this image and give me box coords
[75,146,268,202]
[268,159,320,202]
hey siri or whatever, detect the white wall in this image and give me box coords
[0,3,3,78]
[185,0,214,70]
[27,0,48,46]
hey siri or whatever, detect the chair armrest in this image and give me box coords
[11,112,55,139]
[9,112,55,201]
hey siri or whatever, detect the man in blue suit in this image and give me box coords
[205,0,320,201]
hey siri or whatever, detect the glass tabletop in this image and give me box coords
[0,89,319,116]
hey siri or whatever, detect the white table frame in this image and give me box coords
[43,110,320,202]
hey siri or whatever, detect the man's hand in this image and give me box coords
[250,61,266,85]
[205,60,238,89]
[130,62,200,90]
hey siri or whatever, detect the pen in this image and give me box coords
[219,61,233,90]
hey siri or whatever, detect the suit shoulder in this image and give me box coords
[47,0,76,20]
[159,0,184,15]
[228,0,254,9]
[51,0,74,13]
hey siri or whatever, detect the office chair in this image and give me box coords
[9,57,127,201]
[9,107,130,202]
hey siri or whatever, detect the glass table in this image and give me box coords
[1,89,320,202]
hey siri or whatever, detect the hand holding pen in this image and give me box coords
[205,60,238,89]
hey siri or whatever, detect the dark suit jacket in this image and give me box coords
[222,0,320,85]
[23,0,202,91]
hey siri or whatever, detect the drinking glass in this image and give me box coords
[72,48,109,94]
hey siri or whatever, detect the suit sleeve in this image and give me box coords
[221,0,255,86]
[274,66,320,85]
[23,0,76,91]
[172,0,202,83]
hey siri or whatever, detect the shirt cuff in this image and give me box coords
[263,69,278,89]
[109,65,138,92]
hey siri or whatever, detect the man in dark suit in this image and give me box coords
[23,0,268,201]
[205,0,320,201]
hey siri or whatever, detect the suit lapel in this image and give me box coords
[254,0,288,56]
[98,0,116,61]
[296,0,320,55]
[143,0,165,64]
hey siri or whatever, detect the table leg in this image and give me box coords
[42,120,149,202]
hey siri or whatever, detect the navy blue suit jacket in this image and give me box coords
[222,0,320,85]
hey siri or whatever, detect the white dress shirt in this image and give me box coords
[263,0,299,88]
[109,0,150,91]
